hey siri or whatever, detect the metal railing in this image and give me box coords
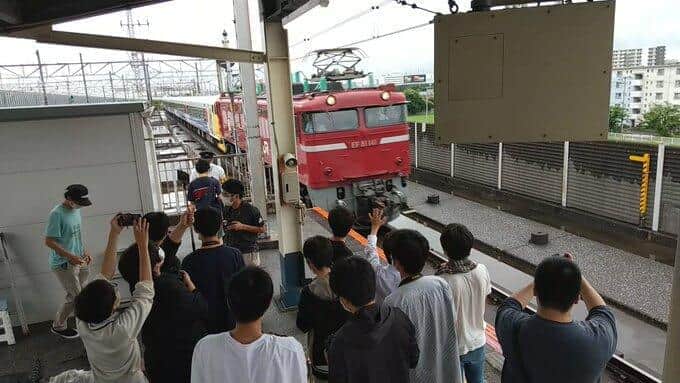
[156,153,252,214]
[609,132,680,147]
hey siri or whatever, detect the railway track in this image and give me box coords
[386,212,661,383]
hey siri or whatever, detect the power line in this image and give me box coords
[292,20,433,61]
[290,0,393,48]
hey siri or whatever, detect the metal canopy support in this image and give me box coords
[263,20,304,309]
[664,210,680,382]
[234,0,267,218]
[8,27,266,63]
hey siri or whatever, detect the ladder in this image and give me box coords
[0,232,29,342]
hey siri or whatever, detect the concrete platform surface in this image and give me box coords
[406,181,673,325]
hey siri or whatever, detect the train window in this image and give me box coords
[302,110,358,134]
[365,104,407,128]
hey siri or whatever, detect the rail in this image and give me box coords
[156,154,251,214]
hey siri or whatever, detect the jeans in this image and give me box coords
[460,346,485,383]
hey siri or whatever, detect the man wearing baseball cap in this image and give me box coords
[190,151,226,182]
[44,184,93,339]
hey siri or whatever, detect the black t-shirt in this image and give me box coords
[223,201,265,253]
[187,176,222,211]
[181,245,245,334]
[142,272,208,383]
[331,240,353,265]
[495,298,617,383]
[159,237,181,274]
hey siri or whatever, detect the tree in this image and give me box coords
[404,88,425,115]
[641,103,680,136]
[608,105,628,133]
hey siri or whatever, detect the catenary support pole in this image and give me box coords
[79,53,89,103]
[234,0,268,219]
[263,20,305,309]
[35,50,48,105]
[109,72,115,100]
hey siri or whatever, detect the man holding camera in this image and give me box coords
[45,184,93,339]
[495,254,617,383]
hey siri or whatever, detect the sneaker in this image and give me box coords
[51,327,79,339]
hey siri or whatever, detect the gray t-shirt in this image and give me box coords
[495,298,617,383]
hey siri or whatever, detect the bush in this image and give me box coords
[404,88,425,115]
[608,105,628,133]
[641,103,680,136]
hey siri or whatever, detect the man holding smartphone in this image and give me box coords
[45,184,93,339]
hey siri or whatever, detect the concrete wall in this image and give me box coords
[0,106,155,325]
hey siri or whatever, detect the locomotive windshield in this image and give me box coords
[302,110,358,134]
[365,104,407,128]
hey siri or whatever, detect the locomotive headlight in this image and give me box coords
[380,91,390,101]
[326,95,337,106]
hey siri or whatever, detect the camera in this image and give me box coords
[117,213,142,227]
[282,153,297,168]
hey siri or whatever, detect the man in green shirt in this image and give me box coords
[45,184,93,339]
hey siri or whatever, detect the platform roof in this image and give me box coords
[0,102,146,122]
[0,0,317,33]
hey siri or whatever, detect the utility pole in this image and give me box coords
[217,30,228,93]
[35,50,48,105]
[234,0,267,218]
[79,53,89,103]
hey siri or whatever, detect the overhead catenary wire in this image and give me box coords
[290,0,394,48]
[291,20,433,61]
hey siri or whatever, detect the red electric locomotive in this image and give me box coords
[163,84,410,226]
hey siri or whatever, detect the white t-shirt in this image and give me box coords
[439,263,492,356]
[77,276,154,383]
[190,163,226,182]
[191,332,307,383]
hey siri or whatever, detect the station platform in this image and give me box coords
[403,181,668,377]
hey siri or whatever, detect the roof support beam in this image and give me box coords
[7,26,266,64]
[0,0,21,25]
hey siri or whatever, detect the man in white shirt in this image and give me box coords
[74,216,154,383]
[191,266,307,383]
[362,209,400,305]
[383,229,463,383]
[189,151,226,182]
[436,223,491,383]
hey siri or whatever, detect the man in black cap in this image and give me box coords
[190,151,226,182]
[44,184,93,339]
[221,179,266,266]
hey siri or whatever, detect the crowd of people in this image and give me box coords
[45,176,618,383]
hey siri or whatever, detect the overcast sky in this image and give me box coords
[0,0,678,76]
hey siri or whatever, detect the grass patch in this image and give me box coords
[407,114,434,125]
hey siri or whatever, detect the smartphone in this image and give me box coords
[118,213,142,227]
